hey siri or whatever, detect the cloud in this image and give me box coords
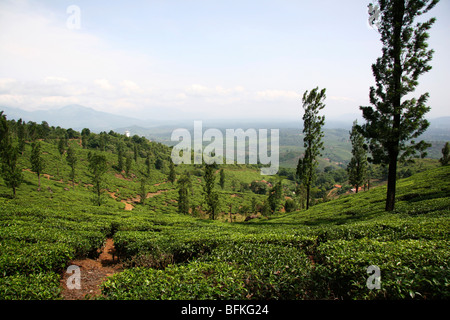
[184,84,246,97]
[44,76,69,84]
[121,80,143,95]
[255,90,301,101]
[94,79,114,91]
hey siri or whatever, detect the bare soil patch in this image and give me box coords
[60,238,122,300]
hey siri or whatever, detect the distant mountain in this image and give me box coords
[0,105,158,132]
[2,104,449,140]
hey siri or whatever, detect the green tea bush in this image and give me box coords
[314,239,450,299]
[199,242,314,299]
[0,272,61,300]
[0,240,74,276]
[101,261,248,300]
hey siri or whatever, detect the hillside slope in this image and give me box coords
[0,134,449,300]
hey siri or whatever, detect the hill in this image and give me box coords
[0,118,448,300]
[0,105,155,132]
[2,106,449,170]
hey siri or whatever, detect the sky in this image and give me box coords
[0,0,449,121]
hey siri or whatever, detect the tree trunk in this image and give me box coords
[306,185,310,210]
[385,152,398,211]
[385,0,404,212]
[355,184,359,194]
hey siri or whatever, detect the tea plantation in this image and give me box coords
[0,134,449,300]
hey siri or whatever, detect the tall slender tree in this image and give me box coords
[203,163,219,220]
[268,180,283,213]
[125,155,132,177]
[219,168,225,190]
[168,160,176,184]
[66,145,77,189]
[177,173,192,215]
[81,128,90,149]
[87,152,108,206]
[139,176,147,205]
[347,121,368,194]
[296,87,326,210]
[439,142,449,166]
[359,0,439,211]
[117,144,124,172]
[30,142,45,190]
[0,112,22,198]
[145,152,152,176]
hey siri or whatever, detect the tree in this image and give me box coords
[250,181,268,195]
[261,200,271,217]
[203,163,219,220]
[139,176,147,205]
[134,144,138,163]
[219,168,225,189]
[0,112,22,198]
[117,144,124,172]
[359,0,439,211]
[17,119,26,154]
[66,145,77,189]
[168,160,176,184]
[296,87,326,210]
[155,158,163,170]
[57,137,67,178]
[87,152,108,206]
[30,142,45,190]
[439,142,449,166]
[268,180,283,213]
[81,128,90,149]
[125,155,132,177]
[177,173,192,214]
[1,146,23,197]
[284,198,297,213]
[0,111,9,157]
[347,121,368,194]
[58,137,66,156]
[145,152,152,176]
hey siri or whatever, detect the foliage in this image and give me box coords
[101,261,248,300]
[440,142,449,166]
[203,164,220,220]
[268,180,283,213]
[0,109,448,300]
[297,87,326,209]
[66,144,77,189]
[359,0,439,211]
[177,173,192,215]
[0,272,62,300]
[88,152,108,206]
[347,121,367,192]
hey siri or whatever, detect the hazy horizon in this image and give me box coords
[1,0,449,121]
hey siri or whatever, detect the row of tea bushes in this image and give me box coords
[313,239,450,299]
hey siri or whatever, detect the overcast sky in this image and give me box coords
[0,0,449,121]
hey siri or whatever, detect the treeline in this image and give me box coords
[0,111,172,200]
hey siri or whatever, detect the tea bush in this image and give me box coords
[0,272,62,300]
[314,239,450,299]
[101,261,248,300]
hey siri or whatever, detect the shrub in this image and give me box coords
[101,261,248,300]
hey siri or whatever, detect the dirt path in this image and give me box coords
[60,238,122,300]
